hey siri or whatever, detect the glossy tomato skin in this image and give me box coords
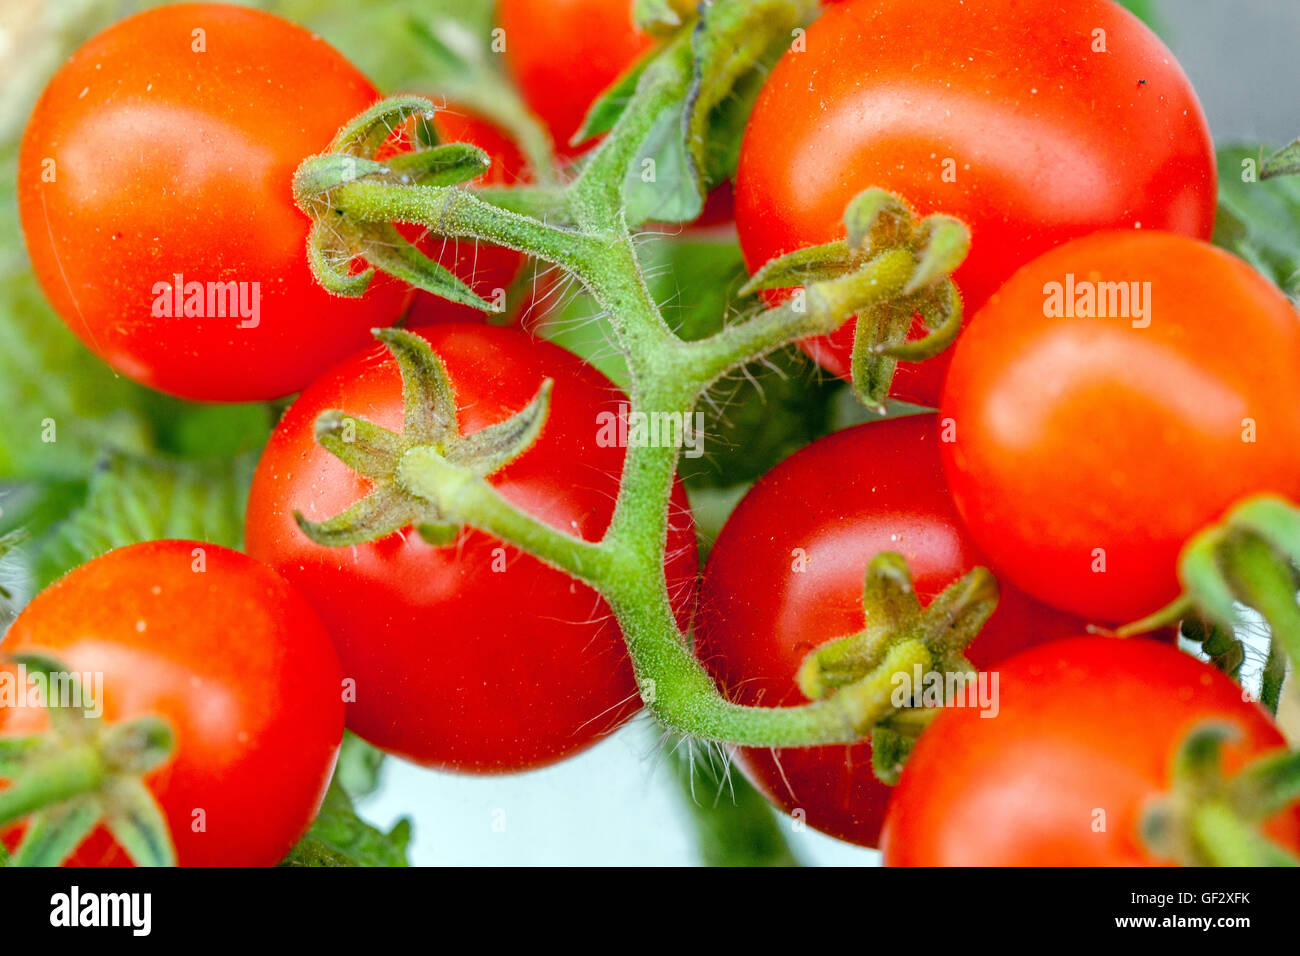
[693,415,1083,847]
[941,231,1300,623]
[403,107,530,326]
[245,324,698,773]
[498,0,653,155]
[0,541,344,867]
[735,0,1216,407]
[17,4,407,401]
[881,637,1300,865]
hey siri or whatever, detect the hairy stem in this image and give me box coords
[332,180,599,273]
[303,7,970,751]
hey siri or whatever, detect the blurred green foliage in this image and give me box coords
[1215,145,1300,300]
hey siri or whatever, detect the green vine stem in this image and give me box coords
[292,1,975,750]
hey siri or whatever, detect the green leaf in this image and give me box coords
[135,396,273,462]
[681,347,839,488]
[33,453,254,589]
[333,732,387,800]
[280,782,411,867]
[0,273,272,481]
[1261,139,1300,180]
[0,274,153,480]
[622,100,703,227]
[685,0,818,189]
[1214,144,1300,299]
[574,51,656,144]
[617,0,821,226]
[1117,0,1163,31]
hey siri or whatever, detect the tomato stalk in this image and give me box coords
[291,0,974,750]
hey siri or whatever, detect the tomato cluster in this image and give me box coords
[7,0,1300,869]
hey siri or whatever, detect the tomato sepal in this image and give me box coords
[739,189,971,412]
[295,96,500,311]
[355,224,492,311]
[294,329,553,549]
[1141,722,1300,867]
[796,552,998,701]
[787,552,999,778]
[738,240,857,297]
[306,222,376,297]
[0,654,177,867]
[380,143,493,187]
[328,95,441,158]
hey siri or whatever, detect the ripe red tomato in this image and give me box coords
[17,4,407,401]
[881,636,1300,865]
[941,231,1300,623]
[693,414,1083,847]
[735,0,1216,407]
[245,323,698,773]
[401,107,531,326]
[0,541,343,866]
[497,0,653,155]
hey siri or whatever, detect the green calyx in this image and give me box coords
[794,552,998,776]
[1142,722,1300,866]
[294,96,497,311]
[295,328,553,549]
[741,188,970,413]
[0,653,176,867]
[1120,495,1300,713]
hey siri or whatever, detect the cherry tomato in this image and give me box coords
[941,231,1300,623]
[497,0,653,155]
[245,323,698,773]
[0,541,343,866]
[401,106,531,326]
[735,0,1216,406]
[693,415,1083,847]
[17,4,407,401]
[881,636,1300,865]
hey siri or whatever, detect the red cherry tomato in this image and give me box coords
[735,0,1216,406]
[693,415,1083,847]
[402,107,531,326]
[497,0,653,155]
[245,323,698,773]
[881,636,1300,865]
[0,541,343,866]
[17,4,407,401]
[941,231,1300,623]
